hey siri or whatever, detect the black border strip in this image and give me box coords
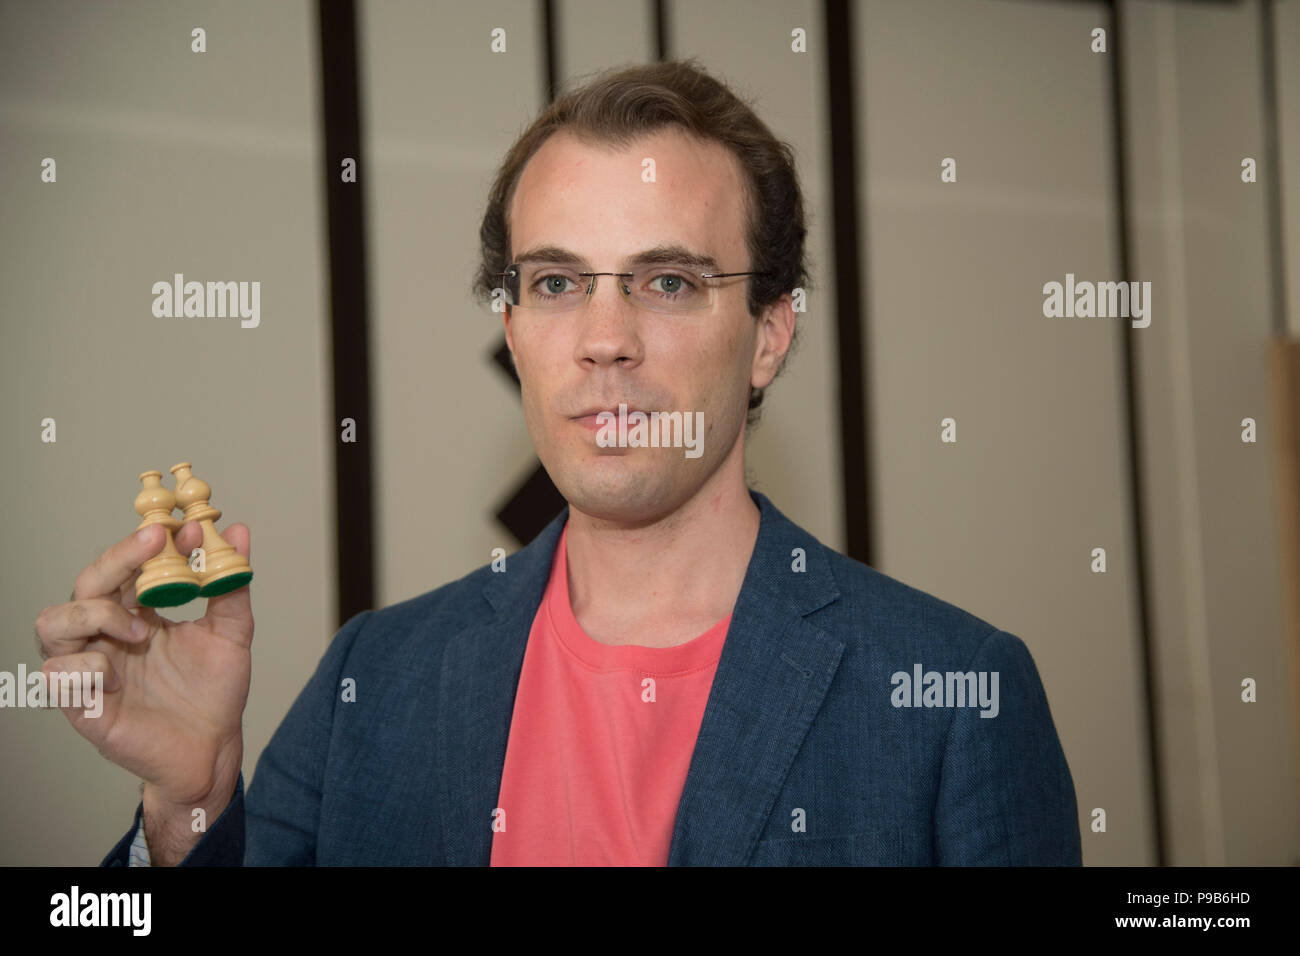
[823,0,872,564]
[654,0,670,61]
[1106,0,1166,866]
[317,0,376,627]
[1260,0,1289,339]
[543,0,559,103]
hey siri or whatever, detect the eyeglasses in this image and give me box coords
[497,261,771,314]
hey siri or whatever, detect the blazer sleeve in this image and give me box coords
[100,609,374,866]
[933,628,1082,865]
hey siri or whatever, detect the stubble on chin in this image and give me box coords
[556,453,681,524]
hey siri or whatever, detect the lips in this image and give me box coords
[572,410,635,431]
[571,405,641,419]
[569,403,647,435]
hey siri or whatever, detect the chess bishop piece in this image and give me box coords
[134,470,202,607]
[170,462,253,597]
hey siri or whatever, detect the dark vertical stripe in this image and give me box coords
[317,0,375,626]
[1260,0,1289,338]
[653,0,670,61]
[823,0,872,565]
[543,0,559,103]
[1106,0,1166,866]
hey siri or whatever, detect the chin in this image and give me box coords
[552,457,685,524]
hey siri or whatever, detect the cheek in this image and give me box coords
[512,321,564,392]
[509,335,551,437]
[707,318,756,385]
[670,322,752,413]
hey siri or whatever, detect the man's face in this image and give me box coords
[503,127,787,524]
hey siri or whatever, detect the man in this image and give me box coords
[38,59,1080,865]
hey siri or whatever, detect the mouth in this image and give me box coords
[571,408,641,431]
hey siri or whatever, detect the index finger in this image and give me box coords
[72,524,166,602]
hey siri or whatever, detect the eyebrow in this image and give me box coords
[512,244,721,272]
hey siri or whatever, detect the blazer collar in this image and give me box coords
[436,490,845,865]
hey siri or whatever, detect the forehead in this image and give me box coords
[507,126,749,265]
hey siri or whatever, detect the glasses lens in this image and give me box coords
[505,263,717,313]
[630,266,713,313]
[508,263,584,310]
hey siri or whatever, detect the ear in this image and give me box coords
[750,293,796,391]
[502,303,515,355]
[500,305,522,380]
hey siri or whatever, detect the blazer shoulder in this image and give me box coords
[349,558,500,648]
[812,539,1002,661]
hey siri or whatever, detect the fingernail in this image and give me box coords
[132,617,152,640]
[137,526,154,544]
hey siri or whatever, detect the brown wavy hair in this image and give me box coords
[471,57,810,427]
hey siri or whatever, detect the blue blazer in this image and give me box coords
[104,490,1081,866]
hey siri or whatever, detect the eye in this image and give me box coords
[536,273,577,295]
[649,273,694,295]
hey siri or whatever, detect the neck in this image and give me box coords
[564,439,760,648]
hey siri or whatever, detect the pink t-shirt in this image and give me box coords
[489,522,731,866]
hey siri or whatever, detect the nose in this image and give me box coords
[572,274,643,369]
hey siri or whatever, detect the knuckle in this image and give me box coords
[88,601,115,633]
[67,602,89,630]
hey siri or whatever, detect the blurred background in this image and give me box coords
[1,0,1297,866]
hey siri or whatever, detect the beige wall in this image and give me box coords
[670,0,844,548]
[1124,0,1300,865]
[0,0,332,864]
[1279,0,1300,339]
[1,0,1295,866]
[360,0,545,608]
[558,0,656,91]
[859,0,1155,864]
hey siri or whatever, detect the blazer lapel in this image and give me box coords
[437,508,568,865]
[667,491,845,865]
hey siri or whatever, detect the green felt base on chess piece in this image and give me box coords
[138,581,201,608]
[199,571,253,598]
